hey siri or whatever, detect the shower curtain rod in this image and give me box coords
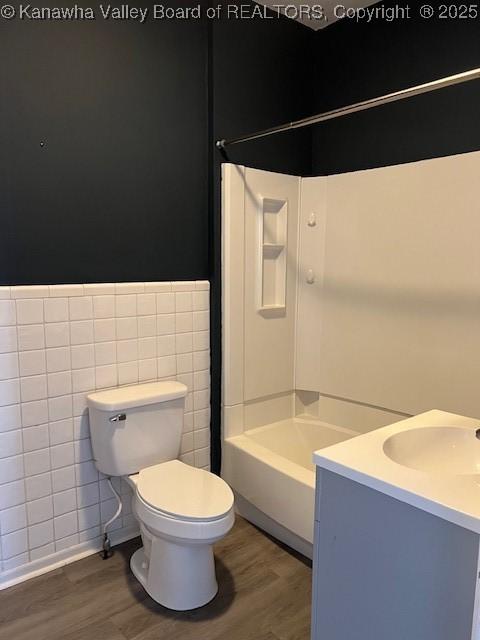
[216,67,480,149]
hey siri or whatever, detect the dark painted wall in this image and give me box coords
[0,2,209,285]
[0,3,313,289]
[213,12,313,176]
[311,0,480,175]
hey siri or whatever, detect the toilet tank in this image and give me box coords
[87,381,187,476]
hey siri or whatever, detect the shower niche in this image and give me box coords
[258,196,288,315]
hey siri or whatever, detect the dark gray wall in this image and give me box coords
[0,4,313,288]
[311,0,480,175]
[213,14,313,176]
[0,2,209,285]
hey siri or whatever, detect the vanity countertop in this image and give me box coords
[313,409,480,533]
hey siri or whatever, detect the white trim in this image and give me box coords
[221,164,246,411]
[2,281,208,299]
[0,525,140,591]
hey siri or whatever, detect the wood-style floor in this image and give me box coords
[0,516,312,640]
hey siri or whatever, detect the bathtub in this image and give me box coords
[222,417,357,558]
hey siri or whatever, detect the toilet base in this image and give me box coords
[130,539,218,611]
[130,547,149,591]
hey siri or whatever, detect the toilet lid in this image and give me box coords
[136,460,234,522]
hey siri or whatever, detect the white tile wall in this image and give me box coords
[0,281,210,576]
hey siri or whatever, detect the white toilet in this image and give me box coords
[86,381,234,611]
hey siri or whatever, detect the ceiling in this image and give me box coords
[257,1,379,30]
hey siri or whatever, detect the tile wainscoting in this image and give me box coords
[0,281,210,587]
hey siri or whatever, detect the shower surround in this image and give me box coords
[222,151,480,557]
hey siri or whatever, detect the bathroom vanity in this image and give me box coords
[311,410,480,640]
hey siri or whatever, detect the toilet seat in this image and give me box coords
[135,460,234,522]
[130,460,235,543]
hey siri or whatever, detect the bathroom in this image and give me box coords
[1,1,480,638]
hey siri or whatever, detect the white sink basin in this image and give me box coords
[314,410,480,534]
[383,426,480,475]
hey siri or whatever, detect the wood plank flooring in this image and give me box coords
[0,516,312,640]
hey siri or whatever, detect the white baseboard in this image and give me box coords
[0,525,140,591]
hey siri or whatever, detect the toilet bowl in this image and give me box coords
[86,381,235,611]
[128,460,235,610]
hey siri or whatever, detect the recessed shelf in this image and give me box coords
[262,243,285,258]
[259,304,286,311]
[257,196,288,315]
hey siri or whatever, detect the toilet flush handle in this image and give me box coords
[109,413,126,423]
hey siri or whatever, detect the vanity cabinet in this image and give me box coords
[311,469,479,640]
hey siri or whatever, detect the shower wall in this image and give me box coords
[222,165,300,439]
[222,162,398,439]
[296,150,480,420]
[243,170,299,401]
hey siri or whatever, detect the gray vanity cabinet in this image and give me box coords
[311,469,479,640]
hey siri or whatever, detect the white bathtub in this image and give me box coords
[222,416,357,558]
